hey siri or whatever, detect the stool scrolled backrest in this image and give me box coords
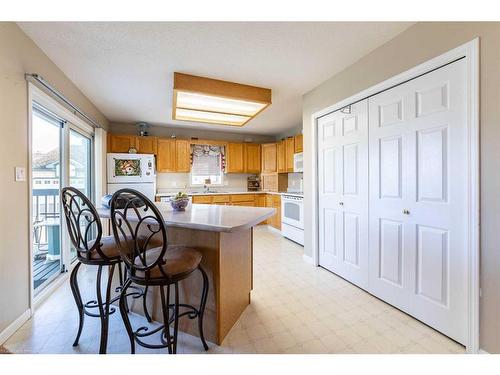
[61,187,104,261]
[109,189,168,279]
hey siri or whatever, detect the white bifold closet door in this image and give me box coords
[318,100,369,289]
[318,58,468,344]
[368,59,467,344]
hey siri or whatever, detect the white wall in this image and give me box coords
[0,22,109,337]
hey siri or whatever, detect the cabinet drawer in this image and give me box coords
[192,195,212,204]
[231,194,255,202]
[232,201,255,207]
[212,195,230,203]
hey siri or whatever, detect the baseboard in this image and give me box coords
[302,254,315,265]
[0,309,32,345]
[479,349,490,354]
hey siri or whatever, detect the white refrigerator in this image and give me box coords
[107,153,156,201]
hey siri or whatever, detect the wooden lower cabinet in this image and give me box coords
[190,193,281,229]
[192,195,212,204]
[212,195,231,204]
[265,194,281,229]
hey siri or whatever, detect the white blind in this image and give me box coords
[191,154,221,176]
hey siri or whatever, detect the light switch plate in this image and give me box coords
[15,167,26,182]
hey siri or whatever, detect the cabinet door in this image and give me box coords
[157,139,176,172]
[175,140,191,172]
[136,136,158,154]
[108,134,136,153]
[192,195,212,204]
[277,141,286,173]
[294,134,303,153]
[261,143,277,173]
[244,144,261,173]
[285,137,295,172]
[272,201,281,229]
[226,143,245,173]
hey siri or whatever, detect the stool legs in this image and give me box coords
[70,261,84,346]
[96,264,115,354]
[119,279,135,354]
[160,284,173,354]
[173,283,180,353]
[118,270,210,354]
[198,267,209,351]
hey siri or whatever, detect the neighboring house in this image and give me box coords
[32,146,87,218]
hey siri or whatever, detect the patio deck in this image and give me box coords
[33,256,60,290]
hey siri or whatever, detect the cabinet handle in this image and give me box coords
[403,209,410,215]
[339,202,344,206]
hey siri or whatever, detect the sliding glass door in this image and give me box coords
[31,107,64,293]
[31,102,94,295]
[69,129,93,262]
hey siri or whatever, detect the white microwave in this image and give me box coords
[293,152,303,172]
[107,153,156,183]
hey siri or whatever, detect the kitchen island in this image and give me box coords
[98,203,275,345]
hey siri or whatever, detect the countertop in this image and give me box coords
[97,203,276,233]
[156,191,304,198]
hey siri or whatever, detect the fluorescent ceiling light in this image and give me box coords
[175,109,250,126]
[176,92,267,117]
[172,73,271,127]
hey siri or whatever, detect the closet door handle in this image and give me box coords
[403,209,410,215]
[339,202,344,206]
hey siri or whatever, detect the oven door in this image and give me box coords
[281,197,304,229]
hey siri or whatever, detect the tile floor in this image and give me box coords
[4,225,465,354]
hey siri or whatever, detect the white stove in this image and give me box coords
[281,194,304,246]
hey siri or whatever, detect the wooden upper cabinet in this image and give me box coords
[294,134,303,153]
[285,137,294,172]
[261,143,277,173]
[244,143,261,174]
[136,136,158,155]
[175,139,191,172]
[277,140,286,173]
[108,134,159,155]
[157,138,176,172]
[107,134,137,153]
[226,143,245,173]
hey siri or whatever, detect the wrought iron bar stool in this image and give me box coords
[110,188,209,354]
[61,187,151,354]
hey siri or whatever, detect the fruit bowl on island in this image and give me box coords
[170,192,190,211]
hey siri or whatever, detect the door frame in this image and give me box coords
[27,83,96,308]
[310,39,479,353]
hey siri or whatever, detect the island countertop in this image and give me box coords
[97,203,275,233]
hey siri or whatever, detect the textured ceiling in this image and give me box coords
[18,22,413,135]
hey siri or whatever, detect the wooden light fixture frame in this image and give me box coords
[172,72,272,126]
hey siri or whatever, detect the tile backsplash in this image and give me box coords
[287,172,303,192]
[156,172,251,193]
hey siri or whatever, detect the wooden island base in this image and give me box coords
[122,226,253,345]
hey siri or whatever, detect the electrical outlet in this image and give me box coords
[15,167,26,182]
